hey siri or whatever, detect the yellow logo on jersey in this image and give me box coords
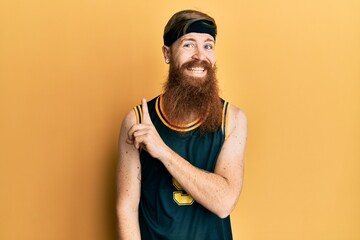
[172,178,194,205]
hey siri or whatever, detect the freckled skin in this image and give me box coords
[117,32,248,238]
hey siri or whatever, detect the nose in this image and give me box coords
[192,47,206,61]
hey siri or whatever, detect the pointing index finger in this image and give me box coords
[141,98,151,124]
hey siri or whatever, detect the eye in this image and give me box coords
[183,43,194,48]
[204,44,214,50]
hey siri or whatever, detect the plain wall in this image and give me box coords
[0,0,359,239]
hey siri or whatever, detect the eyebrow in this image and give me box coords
[181,38,215,43]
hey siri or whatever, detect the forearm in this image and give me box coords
[160,148,240,218]
[117,208,141,240]
[127,101,245,218]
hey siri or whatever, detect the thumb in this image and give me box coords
[141,98,152,124]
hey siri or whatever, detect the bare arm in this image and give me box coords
[128,99,247,218]
[161,105,246,218]
[116,110,141,239]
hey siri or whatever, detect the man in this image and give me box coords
[117,9,247,239]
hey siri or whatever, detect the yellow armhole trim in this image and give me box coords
[225,104,229,140]
[222,102,230,140]
[133,105,142,124]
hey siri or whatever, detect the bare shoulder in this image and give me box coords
[118,109,138,147]
[121,109,137,132]
[118,108,140,165]
[227,104,247,137]
[214,103,246,179]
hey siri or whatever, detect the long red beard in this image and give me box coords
[162,59,223,134]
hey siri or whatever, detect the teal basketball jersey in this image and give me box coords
[133,95,232,240]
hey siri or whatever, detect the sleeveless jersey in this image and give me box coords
[133,95,232,240]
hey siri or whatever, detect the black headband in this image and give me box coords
[163,20,216,47]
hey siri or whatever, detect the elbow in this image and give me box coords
[216,211,231,219]
[213,200,237,219]
[215,203,234,219]
[214,191,242,219]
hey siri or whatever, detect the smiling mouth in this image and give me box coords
[187,67,206,74]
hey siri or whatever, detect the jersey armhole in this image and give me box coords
[222,101,230,140]
[133,105,142,124]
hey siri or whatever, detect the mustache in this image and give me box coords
[180,60,212,71]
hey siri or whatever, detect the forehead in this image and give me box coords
[177,32,215,43]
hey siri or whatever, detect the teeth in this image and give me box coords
[189,67,204,72]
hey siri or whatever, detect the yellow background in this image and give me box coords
[1,0,359,239]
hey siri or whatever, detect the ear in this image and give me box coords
[162,45,171,64]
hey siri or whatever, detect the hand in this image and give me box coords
[127,98,168,160]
